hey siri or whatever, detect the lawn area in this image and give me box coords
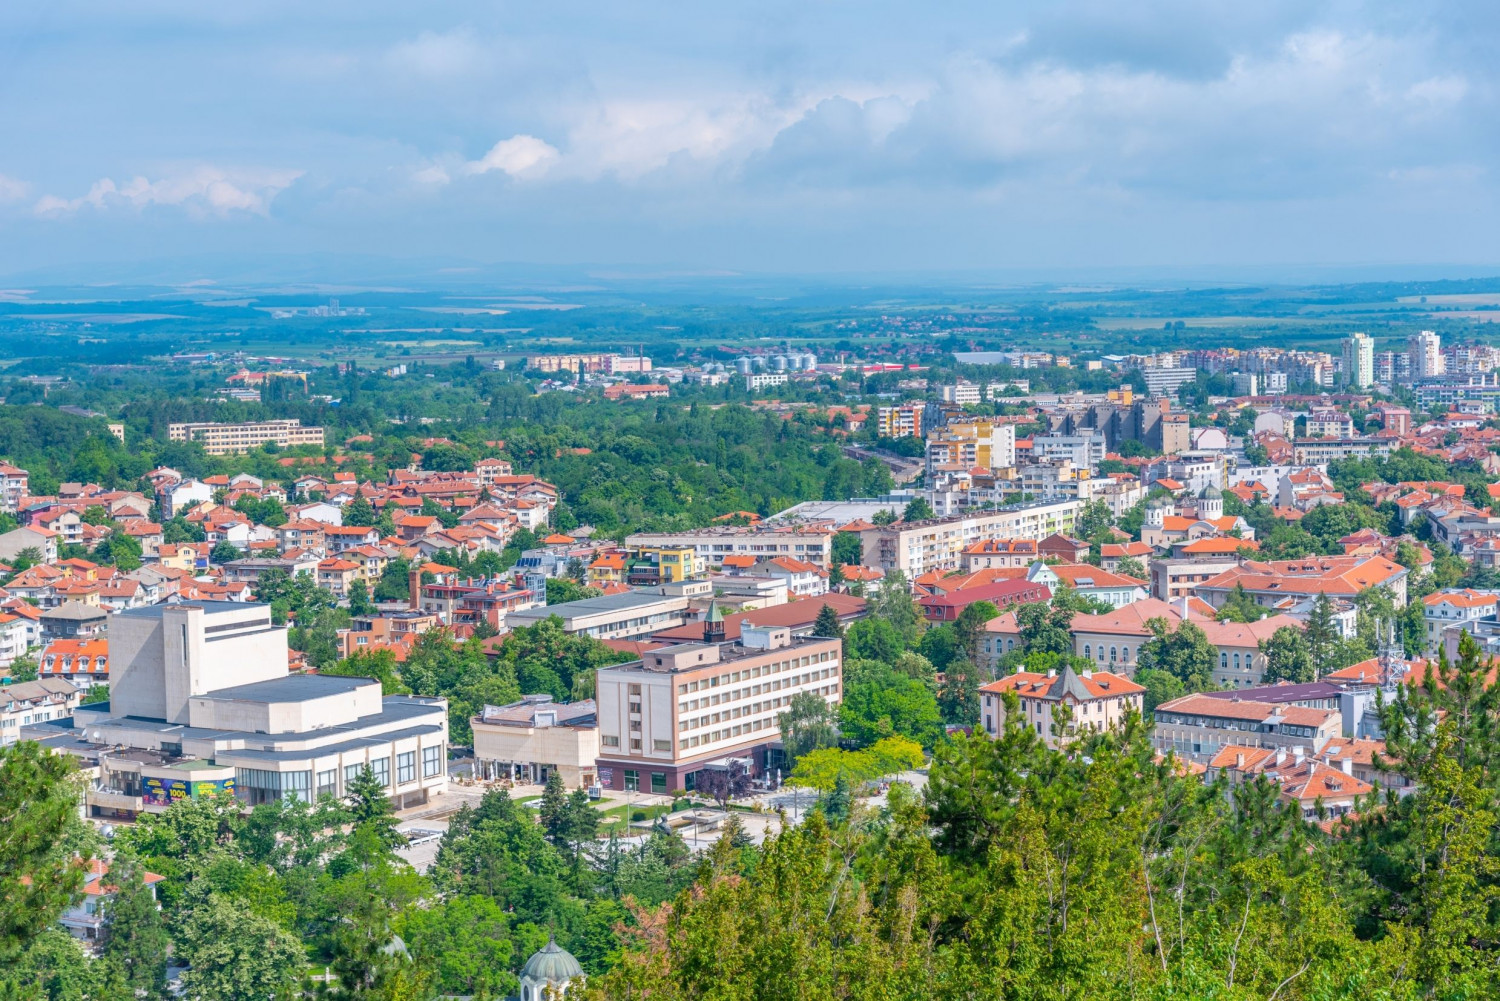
[596,801,676,836]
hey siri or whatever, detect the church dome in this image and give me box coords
[1199,485,1222,500]
[521,938,584,984]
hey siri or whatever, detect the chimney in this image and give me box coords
[408,567,422,611]
[1235,752,1244,768]
[1340,757,1352,775]
[1275,747,1287,766]
[1293,746,1305,764]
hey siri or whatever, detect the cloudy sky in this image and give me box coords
[1,1,1497,278]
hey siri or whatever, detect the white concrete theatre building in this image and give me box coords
[40,601,448,817]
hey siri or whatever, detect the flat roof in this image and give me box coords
[198,674,373,703]
[508,589,685,622]
[218,724,445,764]
[117,599,267,619]
[71,694,445,746]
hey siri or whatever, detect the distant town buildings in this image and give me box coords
[168,419,325,455]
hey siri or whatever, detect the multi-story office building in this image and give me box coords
[593,619,842,793]
[33,601,448,817]
[167,419,325,455]
[745,371,789,391]
[1341,333,1375,389]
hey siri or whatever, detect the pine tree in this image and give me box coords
[812,602,843,639]
[938,657,980,727]
[539,770,569,848]
[1305,592,1338,676]
[346,764,403,849]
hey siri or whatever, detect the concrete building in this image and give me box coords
[471,695,599,788]
[1342,333,1375,389]
[593,619,842,794]
[625,525,835,568]
[979,667,1144,749]
[1409,329,1444,380]
[33,601,448,817]
[855,500,1080,577]
[876,405,923,439]
[1152,693,1343,763]
[167,419,326,456]
[503,585,704,640]
[0,526,59,564]
[745,371,788,392]
[939,382,982,405]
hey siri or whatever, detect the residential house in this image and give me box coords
[56,860,164,942]
[0,678,80,744]
[1422,589,1499,652]
[961,539,1040,571]
[756,556,828,597]
[1152,693,1342,763]
[39,639,109,689]
[979,666,1144,749]
[317,558,362,598]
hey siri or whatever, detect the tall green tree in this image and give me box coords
[171,892,306,1001]
[1260,626,1315,684]
[0,743,88,961]
[101,862,170,999]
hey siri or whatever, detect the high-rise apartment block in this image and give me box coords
[1409,330,1444,380]
[1341,332,1375,389]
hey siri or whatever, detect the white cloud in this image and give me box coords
[466,135,560,178]
[0,174,27,203]
[34,166,302,217]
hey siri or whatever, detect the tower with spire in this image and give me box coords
[702,598,726,644]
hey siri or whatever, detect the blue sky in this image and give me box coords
[1,1,1498,278]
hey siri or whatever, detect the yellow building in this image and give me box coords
[635,546,702,582]
[1106,385,1134,406]
[925,418,1017,472]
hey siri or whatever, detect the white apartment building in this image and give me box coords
[1342,333,1375,389]
[167,419,326,456]
[1409,330,1444,380]
[625,526,835,568]
[746,372,789,391]
[855,499,1080,577]
[0,462,28,513]
[939,382,982,405]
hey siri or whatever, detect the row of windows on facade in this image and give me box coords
[677,662,835,712]
[673,650,836,698]
[681,677,838,733]
[236,746,443,799]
